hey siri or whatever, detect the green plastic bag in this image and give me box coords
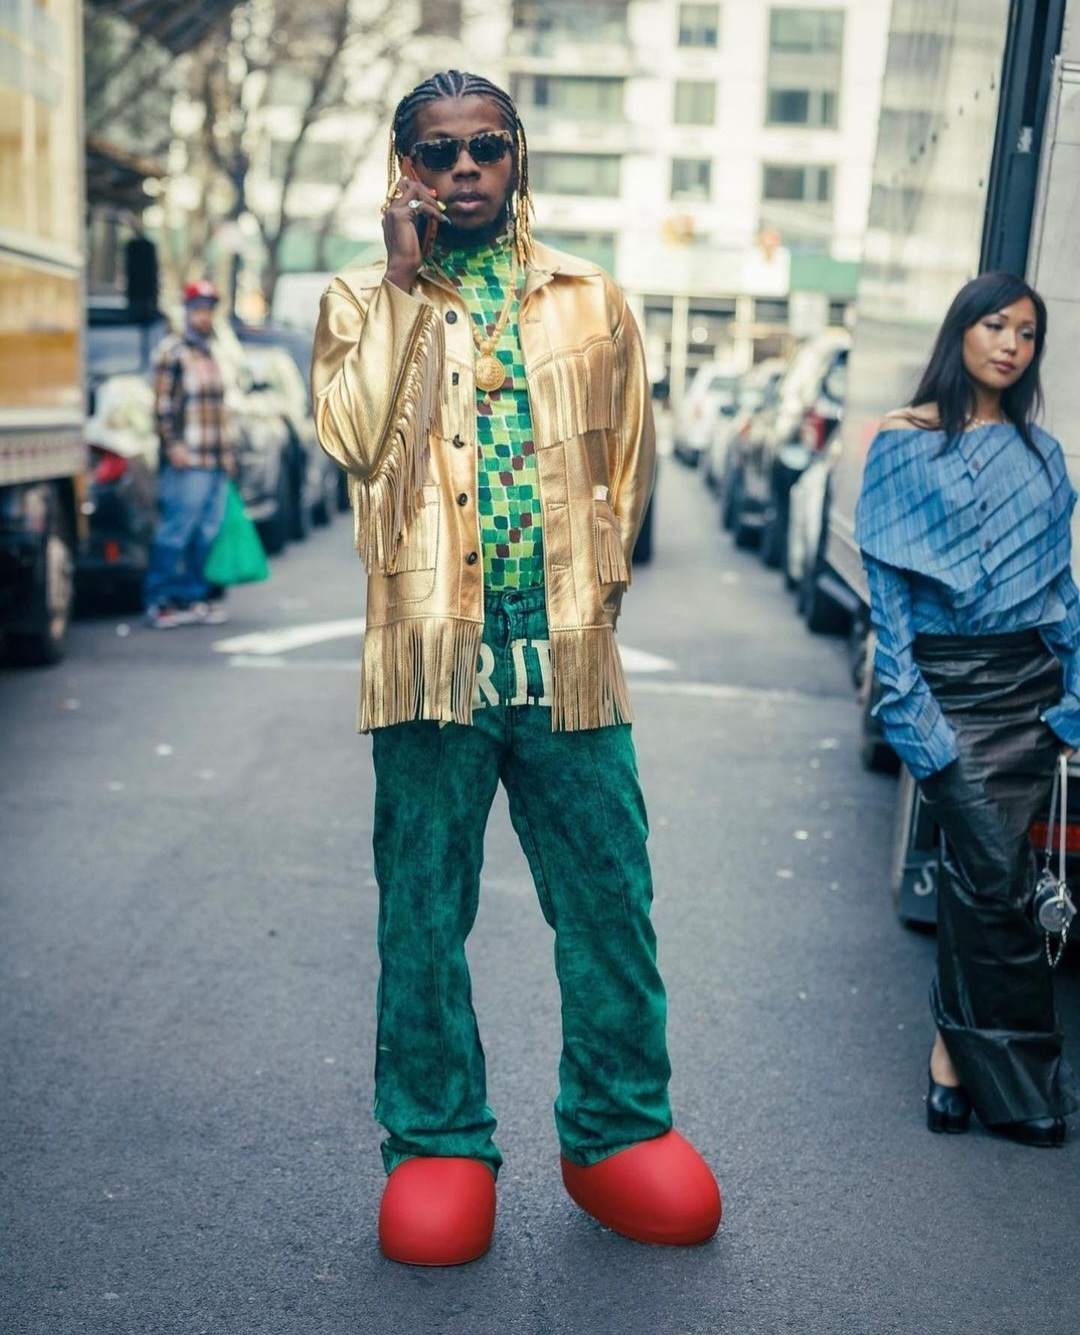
[204,482,269,586]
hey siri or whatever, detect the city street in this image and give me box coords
[3,459,1079,1335]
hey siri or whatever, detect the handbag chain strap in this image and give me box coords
[1044,751,1070,969]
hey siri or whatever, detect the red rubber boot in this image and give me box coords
[561,1130,721,1245]
[378,1158,496,1266]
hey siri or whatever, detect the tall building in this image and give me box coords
[503,0,891,400]
[246,1,891,406]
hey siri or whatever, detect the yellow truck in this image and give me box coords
[0,0,85,663]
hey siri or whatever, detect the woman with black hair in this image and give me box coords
[856,271,1080,1147]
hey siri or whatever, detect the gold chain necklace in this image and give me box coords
[431,246,520,394]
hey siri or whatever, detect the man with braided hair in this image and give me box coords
[312,70,721,1265]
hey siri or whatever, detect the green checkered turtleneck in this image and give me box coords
[431,234,544,591]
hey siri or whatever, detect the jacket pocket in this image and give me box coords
[593,495,629,586]
[385,483,439,601]
[528,336,617,448]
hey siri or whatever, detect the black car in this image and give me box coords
[235,323,345,533]
[723,331,851,569]
[81,308,168,607]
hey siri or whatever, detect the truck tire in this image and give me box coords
[7,485,75,666]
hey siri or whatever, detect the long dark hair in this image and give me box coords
[907,271,1046,450]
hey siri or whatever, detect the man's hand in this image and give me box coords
[382,174,445,291]
[167,444,191,470]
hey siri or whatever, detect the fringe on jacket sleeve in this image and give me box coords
[312,276,444,572]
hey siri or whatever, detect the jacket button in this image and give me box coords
[457,493,468,506]
[466,551,479,565]
[445,310,457,324]
[452,434,466,448]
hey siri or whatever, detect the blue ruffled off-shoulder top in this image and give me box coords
[855,420,1080,778]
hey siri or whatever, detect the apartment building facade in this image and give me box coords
[248,1,891,401]
[505,0,890,399]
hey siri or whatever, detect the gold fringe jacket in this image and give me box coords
[310,240,656,733]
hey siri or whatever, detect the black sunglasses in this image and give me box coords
[408,129,514,173]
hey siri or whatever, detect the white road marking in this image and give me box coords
[212,618,365,655]
[214,618,674,673]
[222,655,823,705]
[617,646,675,674]
[632,679,819,705]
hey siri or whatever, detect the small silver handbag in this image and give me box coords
[1033,751,1076,967]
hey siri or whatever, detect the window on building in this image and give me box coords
[418,0,462,35]
[768,8,844,53]
[512,1,629,47]
[535,230,617,272]
[765,8,843,129]
[674,80,716,126]
[762,163,833,203]
[270,139,344,184]
[760,163,834,251]
[671,157,712,201]
[754,297,789,324]
[510,75,624,119]
[766,87,837,127]
[678,3,721,47]
[530,153,622,197]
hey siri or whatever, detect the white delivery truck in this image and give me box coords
[818,0,1080,920]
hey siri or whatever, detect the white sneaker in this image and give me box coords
[189,600,229,625]
[145,604,191,629]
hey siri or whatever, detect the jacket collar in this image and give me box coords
[336,240,602,307]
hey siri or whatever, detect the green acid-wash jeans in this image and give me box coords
[370,585,673,1176]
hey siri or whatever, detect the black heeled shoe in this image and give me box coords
[927,1070,972,1134]
[992,1117,1067,1148]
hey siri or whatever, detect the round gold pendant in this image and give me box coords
[475,353,507,393]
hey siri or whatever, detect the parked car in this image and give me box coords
[672,360,743,466]
[703,358,786,494]
[785,360,852,635]
[723,332,850,568]
[80,306,168,607]
[80,371,159,608]
[236,322,349,526]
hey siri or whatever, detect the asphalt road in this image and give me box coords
[3,458,1079,1335]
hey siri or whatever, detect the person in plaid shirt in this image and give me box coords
[143,280,237,628]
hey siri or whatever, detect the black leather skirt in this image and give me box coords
[915,630,1078,1124]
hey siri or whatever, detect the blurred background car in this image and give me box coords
[722,331,850,568]
[672,359,743,466]
[785,356,852,636]
[235,323,346,533]
[703,357,786,496]
[80,302,167,608]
